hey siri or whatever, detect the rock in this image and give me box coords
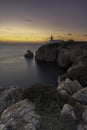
[82,106,87,125]
[57,78,82,96]
[58,52,72,68]
[58,73,68,83]
[67,64,87,86]
[35,43,59,62]
[72,87,87,105]
[25,50,34,58]
[35,42,87,68]
[0,99,39,130]
[77,124,85,130]
[0,86,22,116]
[58,42,87,68]
[61,104,76,120]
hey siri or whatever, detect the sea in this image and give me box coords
[0,43,65,87]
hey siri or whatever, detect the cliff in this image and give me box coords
[35,42,87,86]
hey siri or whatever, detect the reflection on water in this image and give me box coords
[0,43,65,87]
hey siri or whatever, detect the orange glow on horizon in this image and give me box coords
[0,25,87,43]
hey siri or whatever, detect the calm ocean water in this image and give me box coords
[0,43,65,87]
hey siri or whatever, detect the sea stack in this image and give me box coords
[25,50,34,59]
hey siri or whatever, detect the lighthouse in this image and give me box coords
[51,35,53,41]
[48,35,63,44]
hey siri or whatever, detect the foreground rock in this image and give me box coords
[0,99,39,130]
[72,87,87,105]
[61,104,76,120]
[0,86,22,116]
[57,78,82,97]
[25,50,34,59]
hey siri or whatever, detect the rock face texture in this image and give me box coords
[0,86,23,116]
[57,78,87,130]
[35,43,60,62]
[67,63,87,86]
[72,87,87,105]
[61,104,76,120]
[57,78,82,96]
[35,42,87,67]
[0,99,39,130]
[25,50,34,59]
[35,42,87,86]
[57,42,87,68]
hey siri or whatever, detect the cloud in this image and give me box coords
[83,34,87,37]
[25,18,32,22]
[7,28,14,31]
[67,33,72,36]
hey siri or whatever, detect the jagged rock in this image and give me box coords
[0,86,22,116]
[61,104,76,119]
[72,87,87,105]
[25,50,34,58]
[57,78,82,96]
[0,99,39,130]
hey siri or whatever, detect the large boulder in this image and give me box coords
[57,78,82,96]
[0,99,39,130]
[61,104,76,119]
[67,57,87,86]
[0,86,23,116]
[72,87,87,105]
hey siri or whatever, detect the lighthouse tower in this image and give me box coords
[49,35,54,43]
[51,35,53,41]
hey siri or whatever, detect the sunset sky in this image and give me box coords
[0,0,87,43]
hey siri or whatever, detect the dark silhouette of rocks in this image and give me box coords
[35,41,87,86]
[25,50,34,59]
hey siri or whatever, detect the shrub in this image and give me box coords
[22,84,66,114]
[22,85,79,130]
[57,114,77,130]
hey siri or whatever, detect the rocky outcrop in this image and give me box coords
[35,42,87,67]
[67,63,87,87]
[35,43,60,62]
[25,50,34,58]
[57,78,82,96]
[61,104,76,119]
[0,86,23,116]
[0,99,39,130]
[35,42,87,86]
[58,42,87,68]
[72,87,87,105]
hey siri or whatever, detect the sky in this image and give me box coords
[0,0,87,43]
